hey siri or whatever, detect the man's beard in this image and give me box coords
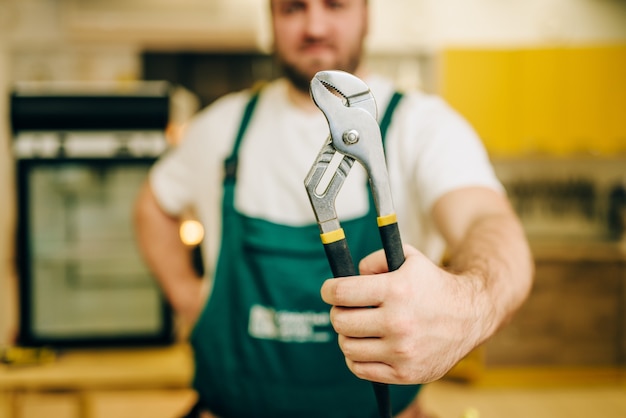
[279,61,313,93]
[277,50,363,94]
[279,60,317,93]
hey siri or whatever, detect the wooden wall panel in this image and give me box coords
[485,260,624,366]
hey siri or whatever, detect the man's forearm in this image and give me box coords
[133,182,203,322]
[446,210,534,343]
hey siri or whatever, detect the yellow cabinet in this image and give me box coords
[562,46,626,155]
[515,48,565,155]
[441,49,519,156]
[441,45,626,157]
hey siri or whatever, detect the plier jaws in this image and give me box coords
[309,71,395,220]
[310,70,378,117]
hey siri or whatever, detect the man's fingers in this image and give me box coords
[358,245,421,275]
[345,359,396,384]
[320,273,388,307]
[357,249,388,275]
[340,336,433,385]
[337,334,387,361]
[330,305,385,337]
[321,246,427,307]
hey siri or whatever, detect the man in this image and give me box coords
[133,0,534,417]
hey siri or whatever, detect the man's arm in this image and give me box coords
[320,186,534,384]
[133,181,205,325]
[433,186,534,339]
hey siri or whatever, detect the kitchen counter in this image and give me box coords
[0,343,195,418]
[0,344,193,391]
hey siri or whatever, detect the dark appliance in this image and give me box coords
[11,81,175,348]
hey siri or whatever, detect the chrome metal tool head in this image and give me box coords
[310,70,378,119]
[307,70,395,219]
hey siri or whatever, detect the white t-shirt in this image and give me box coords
[150,75,503,282]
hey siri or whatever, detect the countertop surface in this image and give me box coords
[0,343,193,391]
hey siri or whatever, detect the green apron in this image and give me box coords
[190,90,421,417]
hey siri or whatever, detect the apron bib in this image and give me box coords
[190,91,420,417]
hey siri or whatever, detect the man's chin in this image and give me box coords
[281,67,313,93]
[281,60,352,92]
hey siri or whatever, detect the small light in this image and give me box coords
[179,220,204,246]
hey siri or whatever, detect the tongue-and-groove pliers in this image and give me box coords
[304,70,405,418]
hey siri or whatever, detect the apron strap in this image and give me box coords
[379,91,404,147]
[223,91,262,182]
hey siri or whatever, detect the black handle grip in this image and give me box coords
[372,382,392,418]
[321,231,392,418]
[379,221,405,272]
[375,219,404,418]
[323,237,357,278]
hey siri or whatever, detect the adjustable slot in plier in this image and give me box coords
[304,70,405,418]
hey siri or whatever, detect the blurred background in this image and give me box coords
[1,0,625,417]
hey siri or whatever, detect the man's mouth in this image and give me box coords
[300,41,334,54]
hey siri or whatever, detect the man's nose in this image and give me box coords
[303,6,329,37]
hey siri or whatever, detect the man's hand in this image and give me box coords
[171,275,206,326]
[320,245,487,385]
[320,187,533,385]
